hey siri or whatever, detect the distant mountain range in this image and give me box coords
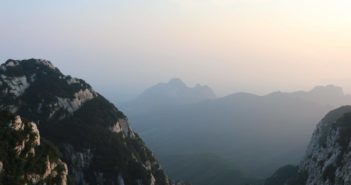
[268,85,351,107]
[121,79,351,185]
[122,78,215,114]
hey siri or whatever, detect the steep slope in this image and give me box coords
[0,59,173,185]
[263,165,298,185]
[291,106,351,185]
[0,111,68,185]
[266,106,351,185]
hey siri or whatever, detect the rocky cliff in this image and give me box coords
[266,106,351,185]
[0,111,68,185]
[295,106,351,185]
[0,59,174,185]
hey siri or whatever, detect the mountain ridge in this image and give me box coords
[122,78,216,113]
[122,80,351,184]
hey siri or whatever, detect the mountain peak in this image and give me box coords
[168,78,187,87]
[0,59,175,185]
[2,58,57,71]
[265,85,350,107]
[0,59,97,118]
[310,84,344,96]
[128,79,216,108]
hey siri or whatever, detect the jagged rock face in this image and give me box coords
[0,59,172,185]
[294,106,351,185]
[0,112,68,185]
[266,106,351,185]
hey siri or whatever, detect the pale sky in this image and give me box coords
[1,0,351,101]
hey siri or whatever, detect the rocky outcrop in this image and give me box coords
[56,89,96,114]
[110,119,135,138]
[294,106,351,185]
[61,144,93,185]
[0,112,68,185]
[267,106,351,185]
[0,59,98,121]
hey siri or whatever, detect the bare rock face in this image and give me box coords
[295,106,351,185]
[0,112,69,185]
[267,106,351,185]
[110,119,135,138]
[265,106,351,185]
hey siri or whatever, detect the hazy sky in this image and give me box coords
[1,0,351,101]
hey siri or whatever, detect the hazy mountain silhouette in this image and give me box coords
[269,85,351,107]
[121,80,351,184]
[121,78,215,114]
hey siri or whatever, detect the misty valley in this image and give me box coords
[1,59,351,185]
[119,78,351,185]
[3,0,351,184]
